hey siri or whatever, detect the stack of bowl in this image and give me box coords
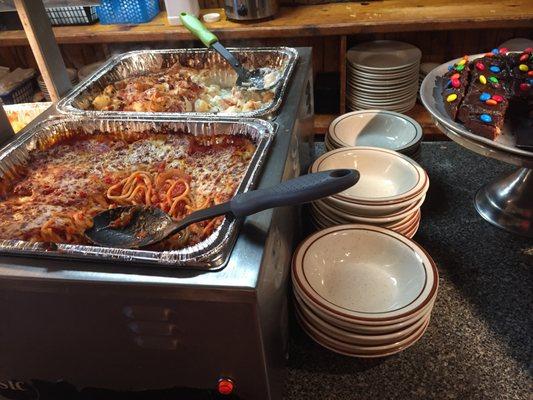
[292,224,439,358]
[326,110,423,160]
[346,40,422,113]
[309,147,429,238]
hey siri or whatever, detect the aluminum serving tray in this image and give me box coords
[0,115,276,270]
[57,47,298,119]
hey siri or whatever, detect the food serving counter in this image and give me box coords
[0,48,313,400]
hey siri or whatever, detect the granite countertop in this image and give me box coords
[285,141,532,400]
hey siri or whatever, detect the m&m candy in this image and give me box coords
[520,53,529,62]
[479,92,491,101]
[456,64,465,71]
[475,62,485,71]
[451,73,461,80]
[479,75,487,84]
[480,114,492,123]
[457,59,466,66]
[489,76,498,84]
[489,66,500,73]
[525,47,533,54]
[447,93,458,102]
[519,64,529,72]
[492,94,504,103]
[499,48,508,54]
[491,48,499,55]
[485,99,497,106]
[448,65,454,71]
[451,78,461,88]
[528,70,533,77]
[520,83,531,91]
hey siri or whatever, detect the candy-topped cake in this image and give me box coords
[441,47,533,140]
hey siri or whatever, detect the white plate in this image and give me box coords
[349,94,418,106]
[292,224,438,322]
[349,65,419,80]
[348,76,417,87]
[347,40,422,71]
[346,103,417,114]
[347,84,418,98]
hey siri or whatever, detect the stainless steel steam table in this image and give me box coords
[0,48,313,400]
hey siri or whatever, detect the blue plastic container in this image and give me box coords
[97,0,160,25]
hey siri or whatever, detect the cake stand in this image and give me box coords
[420,54,533,238]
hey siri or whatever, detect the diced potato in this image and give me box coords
[131,101,144,112]
[92,94,111,110]
[194,99,209,112]
[103,85,116,96]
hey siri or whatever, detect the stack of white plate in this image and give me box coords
[38,68,78,101]
[309,147,429,238]
[292,224,439,358]
[347,40,422,113]
[326,110,423,160]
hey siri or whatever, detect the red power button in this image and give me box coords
[217,378,235,395]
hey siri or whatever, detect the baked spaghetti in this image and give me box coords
[0,128,256,249]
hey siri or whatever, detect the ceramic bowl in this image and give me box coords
[315,194,425,224]
[325,104,423,153]
[292,224,438,324]
[296,306,430,357]
[311,147,427,205]
[294,291,429,345]
[293,278,436,334]
[310,202,421,233]
[323,177,428,216]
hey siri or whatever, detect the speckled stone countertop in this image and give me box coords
[285,141,532,400]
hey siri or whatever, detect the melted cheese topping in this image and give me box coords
[0,129,256,248]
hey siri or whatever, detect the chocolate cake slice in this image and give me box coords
[508,49,533,99]
[441,47,532,141]
[441,56,470,119]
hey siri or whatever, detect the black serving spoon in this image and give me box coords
[179,12,280,91]
[85,169,359,249]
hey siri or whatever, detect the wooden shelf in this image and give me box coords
[314,104,446,140]
[0,0,532,46]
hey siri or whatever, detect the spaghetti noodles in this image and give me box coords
[0,128,256,249]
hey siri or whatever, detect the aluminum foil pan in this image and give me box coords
[0,115,276,270]
[2,102,53,133]
[57,47,298,119]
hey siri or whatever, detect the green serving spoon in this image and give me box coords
[179,12,280,90]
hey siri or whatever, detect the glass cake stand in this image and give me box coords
[420,54,533,238]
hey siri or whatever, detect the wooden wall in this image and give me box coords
[1,27,529,74]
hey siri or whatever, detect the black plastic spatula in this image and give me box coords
[85,169,359,249]
[179,12,280,91]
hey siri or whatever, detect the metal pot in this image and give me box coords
[224,0,279,21]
